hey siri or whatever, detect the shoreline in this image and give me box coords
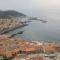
[0,35,59,60]
[0,23,28,34]
[0,18,28,35]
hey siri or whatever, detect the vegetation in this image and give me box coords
[0,10,26,19]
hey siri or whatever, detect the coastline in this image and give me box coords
[0,18,60,60]
[0,35,60,60]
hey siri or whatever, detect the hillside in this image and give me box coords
[0,10,26,18]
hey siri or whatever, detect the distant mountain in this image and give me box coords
[0,10,26,18]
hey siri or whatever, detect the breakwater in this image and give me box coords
[0,18,28,35]
[0,23,28,34]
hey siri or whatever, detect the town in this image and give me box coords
[0,35,60,60]
[0,0,60,60]
[0,13,59,60]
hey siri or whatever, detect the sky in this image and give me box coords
[33,0,60,8]
[0,0,32,10]
[0,0,60,9]
[0,0,60,19]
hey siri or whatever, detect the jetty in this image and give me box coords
[0,23,28,34]
[9,31,24,38]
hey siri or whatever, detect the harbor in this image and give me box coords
[0,13,60,60]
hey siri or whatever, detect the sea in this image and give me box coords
[6,16,60,42]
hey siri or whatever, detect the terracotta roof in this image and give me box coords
[0,35,57,58]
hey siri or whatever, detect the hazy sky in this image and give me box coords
[0,0,60,9]
[0,0,60,17]
[33,0,60,8]
[0,0,32,10]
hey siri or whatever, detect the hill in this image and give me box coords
[0,10,26,18]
